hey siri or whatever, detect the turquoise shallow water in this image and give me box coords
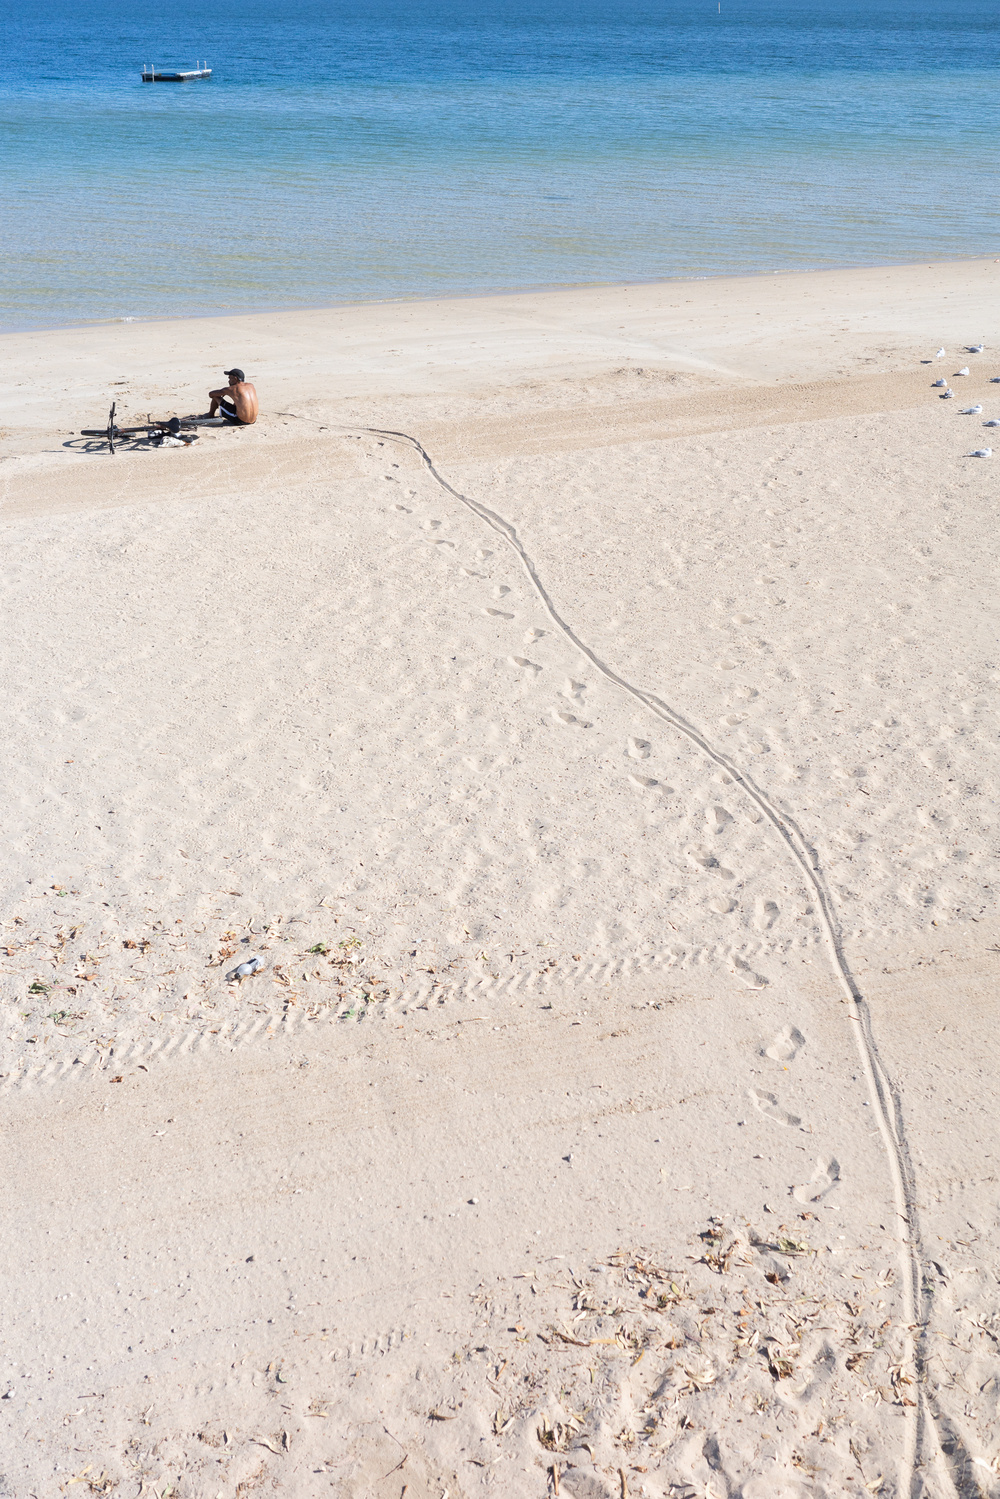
[3,0,1000,330]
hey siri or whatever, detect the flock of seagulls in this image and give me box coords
[931,343,993,451]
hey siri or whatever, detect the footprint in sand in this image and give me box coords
[793,1156,840,1204]
[709,895,736,914]
[483,608,514,618]
[423,519,442,530]
[524,627,546,642]
[461,568,487,578]
[553,708,591,728]
[563,680,587,701]
[476,549,493,560]
[394,504,411,512]
[628,737,651,759]
[494,585,511,598]
[732,956,767,987]
[707,806,733,834]
[755,899,780,931]
[766,1025,805,1062]
[629,773,659,788]
[749,1088,802,1128]
[690,850,736,880]
[743,1478,812,1499]
[509,657,542,674]
[435,540,456,548]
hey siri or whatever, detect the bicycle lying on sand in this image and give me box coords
[80,402,200,455]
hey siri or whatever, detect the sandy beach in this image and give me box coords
[2,260,999,1498]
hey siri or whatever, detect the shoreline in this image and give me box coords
[4,253,1000,511]
[3,249,999,342]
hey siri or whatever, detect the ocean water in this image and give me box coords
[2,0,999,330]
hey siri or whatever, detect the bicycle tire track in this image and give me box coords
[354,422,937,1496]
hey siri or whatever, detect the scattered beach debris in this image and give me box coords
[226,956,264,982]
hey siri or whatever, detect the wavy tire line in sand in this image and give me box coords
[0,946,789,1096]
[355,424,947,1498]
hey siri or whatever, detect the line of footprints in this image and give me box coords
[753,1024,841,1207]
[385,467,670,793]
[384,450,840,1210]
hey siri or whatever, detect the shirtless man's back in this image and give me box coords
[208,367,258,425]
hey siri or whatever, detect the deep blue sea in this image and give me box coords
[3,0,999,330]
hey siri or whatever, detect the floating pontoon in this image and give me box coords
[142,63,212,82]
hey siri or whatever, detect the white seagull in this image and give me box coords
[967,343,985,354]
[970,448,992,457]
[932,378,947,387]
[955,366,970,376]
[935,347,946,358]
[940,389,954,398]
[960,404,983,415]
[984,419,1000,427]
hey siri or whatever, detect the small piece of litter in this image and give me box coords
[226,956,264,982]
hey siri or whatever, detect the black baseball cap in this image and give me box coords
[224,367,245,382]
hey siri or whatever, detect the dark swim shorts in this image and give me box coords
[219,396,246,425]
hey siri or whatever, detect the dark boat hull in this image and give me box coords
[141,69,212,82]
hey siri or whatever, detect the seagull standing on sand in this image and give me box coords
[940,389,954,399]
[936,347,946,358]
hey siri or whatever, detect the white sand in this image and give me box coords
[2,261,1000,1497]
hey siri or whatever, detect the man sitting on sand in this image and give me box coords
[207,367,258,426]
